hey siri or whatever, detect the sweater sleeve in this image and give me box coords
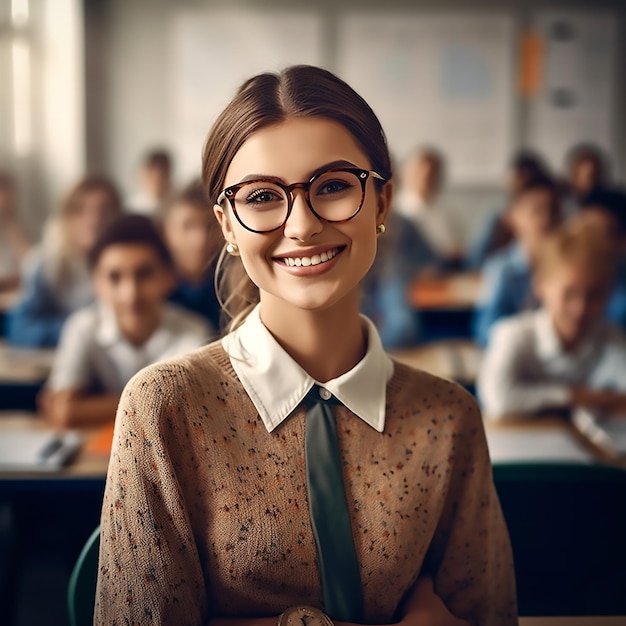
[425,391,518,626]
[94,365,209,626]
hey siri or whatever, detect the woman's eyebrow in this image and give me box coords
[238,160,360,185]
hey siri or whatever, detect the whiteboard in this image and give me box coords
[526,11,617,173]
[170,10,324,182]
[335,13,516,185]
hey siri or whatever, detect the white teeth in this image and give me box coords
[282,248,338,268]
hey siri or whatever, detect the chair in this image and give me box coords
[67,526,100,626]
[493,462,626,616]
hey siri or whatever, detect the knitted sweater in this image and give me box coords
[95,342,517,625]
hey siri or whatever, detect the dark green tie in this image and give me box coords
[305,386,364,622]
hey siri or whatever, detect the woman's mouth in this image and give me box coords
[275,247,342,267]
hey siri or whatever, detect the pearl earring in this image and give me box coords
[376,223,386,235]
[226,242,240,256]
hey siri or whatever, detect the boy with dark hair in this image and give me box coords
[42,214,212,427]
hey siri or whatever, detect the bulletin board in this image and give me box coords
[335,13,517,185]
[526,11,618,173]
[170,9,324,181]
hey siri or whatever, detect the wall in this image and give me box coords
[83,0,626,245]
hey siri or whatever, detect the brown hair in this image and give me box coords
[201,65,393,329]
[535,220,615,286]
[87,214,173,270]
[60,174,123,219]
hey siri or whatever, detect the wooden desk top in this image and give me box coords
[390,339,482,383]
[0,340,54,383]
[408,271,482,310]
[0,412,110,480]
[484,415,626,470]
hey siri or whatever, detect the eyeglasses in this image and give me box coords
[216,167,386,234]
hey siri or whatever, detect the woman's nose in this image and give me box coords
[282,189,323,241]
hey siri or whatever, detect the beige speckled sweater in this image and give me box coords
[94,342,517,625]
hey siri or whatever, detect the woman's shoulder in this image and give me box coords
[388,359,479,415]
[123,339,236,399]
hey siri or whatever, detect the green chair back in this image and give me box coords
[67,526,100,626]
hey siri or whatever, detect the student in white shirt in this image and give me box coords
[127,149,173,217]
[42,214,212,428]
[478,220,626,419]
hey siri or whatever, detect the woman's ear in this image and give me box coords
[214,203,237,246]
[376,181,393,226]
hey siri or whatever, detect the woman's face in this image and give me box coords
[68,188,119,253]
[214,117,391,316]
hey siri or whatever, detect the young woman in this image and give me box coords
[7,175,122,347]
[95,66,517,626]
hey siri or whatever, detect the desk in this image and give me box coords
[0,411,109,625]
[485,416,626,616]
[408,272,482,340]
[0,340,53,411]
[408,272,482,310]
[0,412,110,486]
[391,339,482,387]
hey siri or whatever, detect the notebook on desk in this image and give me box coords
[0,430,82,471]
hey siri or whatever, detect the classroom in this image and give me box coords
[1,0,626,625]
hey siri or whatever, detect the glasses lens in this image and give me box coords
[310,170,364,222]
[233,182,289,232]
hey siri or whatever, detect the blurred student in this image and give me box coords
[128,148,173,216]
[0,172,31,292]
[42,215,212,428]
[562,143,610,216]
[466,150,548,269]
[395,147,461,266]
[6,175,123,347]
[162,181,223,330]
[361,212,437,348]
[473,173,561,347]
[478,222,626,418]
[575,187,626,329]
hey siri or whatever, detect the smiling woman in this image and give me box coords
[95,65,517,626]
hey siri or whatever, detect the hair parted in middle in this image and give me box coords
[201,65,393,330]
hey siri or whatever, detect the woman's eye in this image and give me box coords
[245,188,282,204]
[317,179,353,195]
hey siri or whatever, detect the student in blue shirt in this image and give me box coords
[473,173,561,347]
[466,150,548,270]
[162,181,223,331]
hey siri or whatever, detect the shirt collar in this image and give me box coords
[534,308,602,362]
[94,302,172,356]
[221,304,394,433]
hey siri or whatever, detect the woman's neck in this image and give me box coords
[258,290,366,383]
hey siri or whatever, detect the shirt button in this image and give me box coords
[318,387,332,401]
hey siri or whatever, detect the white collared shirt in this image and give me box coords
[222,305,394,432]
[48,302,213,393]
[478,308,626,418]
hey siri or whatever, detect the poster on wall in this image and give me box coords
[335,13,516,185]
[526,12,617,174]
[171,10,323,181]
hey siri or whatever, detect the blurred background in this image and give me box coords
[1,0,624,243]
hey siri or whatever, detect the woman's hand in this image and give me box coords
[398,576,470,626]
